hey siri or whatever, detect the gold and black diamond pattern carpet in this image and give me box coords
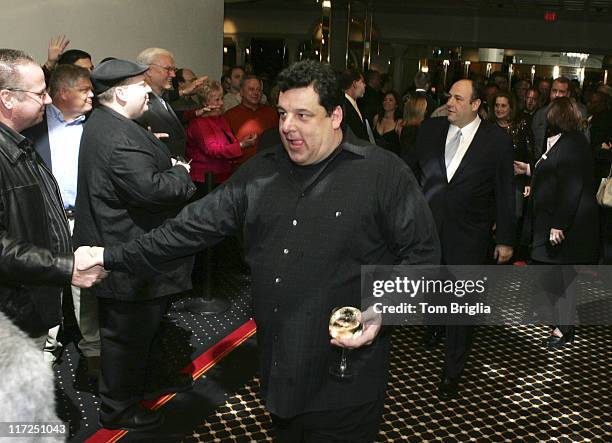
[183,325,611,442]
[54,239,611,442]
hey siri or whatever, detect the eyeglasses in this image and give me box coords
[4,88,49,100]
[150,63,177,73]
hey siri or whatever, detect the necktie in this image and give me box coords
[445,129,462,169]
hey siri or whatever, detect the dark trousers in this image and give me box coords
[530,261,578,334]
[426,324,473,379]
[272,395,384,443]
[424,265,473,380]
[97,296,169,421]
[444,325,473,379]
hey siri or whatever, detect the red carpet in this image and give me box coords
[85,319,257,443]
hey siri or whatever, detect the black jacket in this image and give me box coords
[342,96,370,142]
[73,106,196,300]
[357,85,383,124]
[136,93,186,157]
[0,123,73,336]
[530,131,599,263]
[416,117,516,265]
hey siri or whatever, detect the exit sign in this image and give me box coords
[544,11,557,21]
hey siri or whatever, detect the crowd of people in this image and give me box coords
[0,33,610,440]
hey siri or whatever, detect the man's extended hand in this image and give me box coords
[493,244,513,264]
[180,75,208,96]
[331,308,382,349]
[239,134,257,149]
[45,34,70,69]
[72,246,107,288]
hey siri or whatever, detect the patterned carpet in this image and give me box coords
[53,238,611,442]
[184,325,611,442]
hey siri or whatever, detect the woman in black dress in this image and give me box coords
[372,91,403,156]
[529,97,599,348]
[491,91,534,259]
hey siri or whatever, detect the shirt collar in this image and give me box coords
[0,120,35,163]
[263,128,367,161]
[47,104,86,125]
[449,115,481,138]
[344,93,359,110]
[239,102,260,112]
[547,133,562,150]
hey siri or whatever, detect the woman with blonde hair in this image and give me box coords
[399,94,428,172]
[186,79,256,199]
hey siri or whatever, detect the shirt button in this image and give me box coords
[275,277,281,284]
[273,307,278,313]
[283,248,289,254]
[292,219,298,226]
[274,335,279,341]
[274,361,278,367]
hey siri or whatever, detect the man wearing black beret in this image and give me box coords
[73,59,196,431]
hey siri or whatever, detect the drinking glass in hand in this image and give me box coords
[329,306,363,380]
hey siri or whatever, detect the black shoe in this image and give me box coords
[143,372,193,400]
[422,329,444,350]
[547,328,575,349]
[438,377,459,400]
[99,406,163,431]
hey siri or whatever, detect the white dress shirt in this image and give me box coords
[344,93,364,121]
[446,115,481,181]
[47,104,85,208]
[534,133,562,169]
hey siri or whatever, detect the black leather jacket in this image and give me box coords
[0,123,73,336]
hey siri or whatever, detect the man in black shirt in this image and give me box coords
[80,60,440,441]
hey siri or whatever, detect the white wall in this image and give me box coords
[0,0,224,81]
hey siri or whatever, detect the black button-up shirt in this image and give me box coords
[106,132,440,417]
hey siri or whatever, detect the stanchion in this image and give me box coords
[187,172,230,315]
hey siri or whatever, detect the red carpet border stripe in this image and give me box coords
[85,319,257,443]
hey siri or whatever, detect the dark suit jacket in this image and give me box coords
[22,112,52,168]
[342,96,370,142]
[416,117,516,265]
[357,85,383,124]
[530,131,599,263]
[136,93,186,157]
[74,106,196,300]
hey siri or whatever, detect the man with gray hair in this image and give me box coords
[530,76,587,160]
[0,49,106,349]
[136,47,202,157]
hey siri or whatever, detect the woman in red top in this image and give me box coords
[186,80,256,198]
